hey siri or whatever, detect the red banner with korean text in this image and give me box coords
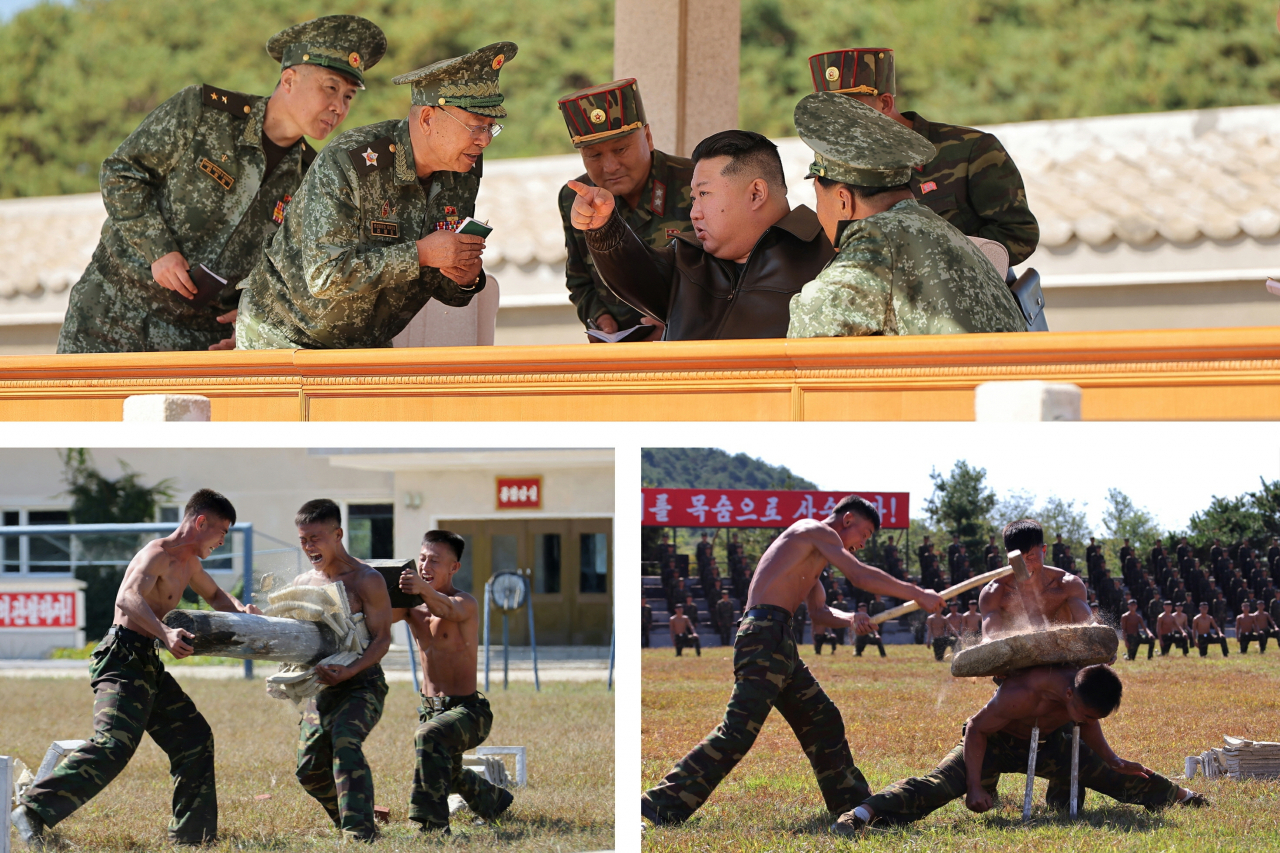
[641,489,908,529]
[0,592,78,628]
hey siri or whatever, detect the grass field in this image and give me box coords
[642,643,1280,852]
[2,677,613,851]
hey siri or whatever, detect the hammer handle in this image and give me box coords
[870,565,1014,625]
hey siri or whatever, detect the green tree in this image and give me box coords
[1036,495,1093,568]
[60,449,174,640]
[1187,478,1280,558]
[924,460,997,560]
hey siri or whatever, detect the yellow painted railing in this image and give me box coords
[2,326,1279,421]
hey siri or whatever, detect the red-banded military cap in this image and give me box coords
[809,48,895,97]
[557,79,647,149]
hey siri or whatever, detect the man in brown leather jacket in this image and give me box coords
[566,130,834,340]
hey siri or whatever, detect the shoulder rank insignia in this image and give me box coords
[348,136,397,176]
[199,157,234,190]
[370,220,399,238]
[201,84,253,118]
[666,228,682,240]
[920,181,937,194]
[650,179,666,216]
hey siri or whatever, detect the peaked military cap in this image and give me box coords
[392,42,517,118]
[809,48,895,97]
[795,92,935,187]
[267,15,387,89]
[557,79,647,148]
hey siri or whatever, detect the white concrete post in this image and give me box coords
[35,741,86,782]
[1,754,11,853]
[476,745,527,787]
[122,395,211,422]
[1022,725,1040,821]
[1069,724,1080,817]
[974,381,1082,421]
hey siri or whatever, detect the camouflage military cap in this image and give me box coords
[267,15,387,89]
[809,48,895,97]
[795,92,934,187]
[558,78,647,148]
[392,42,518,118]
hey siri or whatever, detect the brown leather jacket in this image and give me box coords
[583,205,835,340]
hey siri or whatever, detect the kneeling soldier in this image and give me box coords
[57,16,384,353]
[786,93,1025,339]
[237,43,516,349]
[398,531,513,835]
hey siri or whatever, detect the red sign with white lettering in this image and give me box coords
[497,477,543,509]
[641,488,908,529]
[0,592,78,628]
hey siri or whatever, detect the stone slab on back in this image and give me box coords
[951,624,1118,678]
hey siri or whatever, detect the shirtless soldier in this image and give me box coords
[834,664,1205,833]
[1236,603,1257,654]
[1121,599,1155,661]
[669,603,701,656]
[397,530,513,835]
[1191,602,1229,658]
[1156,602,1189,656]
[961,600,983,643]
[12,490,257,848]
[979,519,1091,639]
[926,608,959,661]
[640,495,943,826]
[1252,600,1279,652]
[291,499,392,842]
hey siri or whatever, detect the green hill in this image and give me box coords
[641,448,817,490]
[0,0,1275,197]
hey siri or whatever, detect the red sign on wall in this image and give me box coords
[641,489,909,529]
[497,477,543,509]
[0,592,78,628]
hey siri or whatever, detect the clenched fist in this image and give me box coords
[417,229,485,270]
[567,180,615,231]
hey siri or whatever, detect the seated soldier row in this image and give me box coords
[12,492,510,847]
[57,26,1036,354]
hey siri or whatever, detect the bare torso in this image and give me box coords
[983,668,1079,739]
[1156,612,1181,635]
[114,540,200,638]
[669,613,695,635]
[962,611,982,634]
[1237,613,1255,633]
[406,590,478,696]
[946,612,965,635]
[927,612,952,640]
[745,521,834,611]
[979,563,1088,639]
[1191,614,1217,637]
[1120,611,1146,635]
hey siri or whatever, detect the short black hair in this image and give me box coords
[1002,519,1044,553]
[1074,664,1122,715]
[814,175,910,201]
[423,529,466,561]
[296,498,341,529]
[831,494,880,531]
[691,129,786,193]
[185,489,236,525]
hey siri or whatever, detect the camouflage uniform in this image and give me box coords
[19,627,217,844]
[56,84,315,353]
[859,724,1181,824]
[236,41,518,350]
[784,92,1025,339]
[787,199,1026,337]
[808,49,1038,265]
[410,692,512,830]
[296,666,388,841]
[56,16,386,354]
[234,118,485,349]
[642,604,870,823]
[555,77,694,331]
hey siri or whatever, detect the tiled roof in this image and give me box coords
[2,103,1278,318]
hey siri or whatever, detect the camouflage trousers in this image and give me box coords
[56,244,228,353]
[20,627,217,844]
[296,666,388,841]
[861,724,1181,825]
[643,605,870,823]
[234,296,305,350]
[410,692,508,830]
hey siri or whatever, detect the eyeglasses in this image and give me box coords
[437,106,503,139]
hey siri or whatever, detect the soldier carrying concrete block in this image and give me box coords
[11,490,258,848]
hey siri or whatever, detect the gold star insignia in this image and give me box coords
[221,95,228,104]
[221,154,228,162]
[210,92,218,101]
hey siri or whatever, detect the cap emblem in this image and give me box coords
[590,108,606,124]
[825,66,839,82]
[362,148,378,167]
[349,52,361,68]
[492,54,505,70]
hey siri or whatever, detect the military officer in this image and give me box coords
[236,43,516,349]
[787,92,1025,338]
[556,79,694,341]
[809,48,1039,267]
[56,16,385,354]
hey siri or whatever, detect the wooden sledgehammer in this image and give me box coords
[870,550,1029,625]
